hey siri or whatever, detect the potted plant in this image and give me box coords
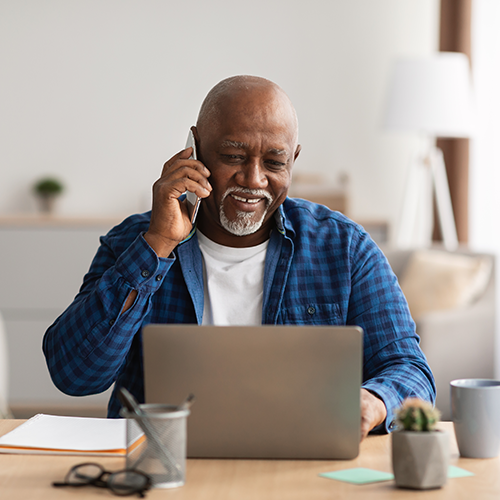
[33,177,64,214]
[392,398,449,490]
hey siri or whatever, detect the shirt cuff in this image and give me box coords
[362,382,399,434]
[114,232,175,291]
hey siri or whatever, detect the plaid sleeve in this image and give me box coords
[348,233,436,433]
[43,230,174,396]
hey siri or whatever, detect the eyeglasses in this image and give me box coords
[53,462,152,497]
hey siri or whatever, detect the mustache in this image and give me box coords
[221,187,273,205]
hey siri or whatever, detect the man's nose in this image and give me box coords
[236,160,268,189]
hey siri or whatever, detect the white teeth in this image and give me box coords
[232,194,260,204]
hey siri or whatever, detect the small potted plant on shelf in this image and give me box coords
[33,177,64,214]
[392,398,449,490]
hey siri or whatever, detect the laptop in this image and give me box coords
[142,324,363,460]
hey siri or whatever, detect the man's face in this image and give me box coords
[195,89,300,247]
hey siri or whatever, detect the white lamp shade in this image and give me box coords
[384,52,475,138]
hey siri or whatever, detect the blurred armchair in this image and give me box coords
[384,248,495,421]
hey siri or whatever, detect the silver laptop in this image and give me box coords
[142,324,363,460]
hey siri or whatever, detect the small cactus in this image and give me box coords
[395,398,440,432]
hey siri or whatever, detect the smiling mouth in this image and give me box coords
[222,188,273,213]
[230,194,261,204]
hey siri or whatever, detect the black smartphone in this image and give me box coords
[185,129,201,224]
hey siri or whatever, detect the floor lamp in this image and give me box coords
[384,52,474,250]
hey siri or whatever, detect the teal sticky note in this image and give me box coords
[448,465,474,478]
[319,468,394,485]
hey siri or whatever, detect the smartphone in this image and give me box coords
[185,129,201,224]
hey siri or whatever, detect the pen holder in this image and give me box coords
[121,404,190,489]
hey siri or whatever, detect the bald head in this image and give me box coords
[196,75,298,146]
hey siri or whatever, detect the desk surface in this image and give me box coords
[0,420,498,499]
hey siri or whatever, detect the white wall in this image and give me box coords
[470,0,500,376]
[0,0,439,232]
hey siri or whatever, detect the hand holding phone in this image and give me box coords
[144,129,210,258]
[185,130,201,224]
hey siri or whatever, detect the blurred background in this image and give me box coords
[0,0,441,227]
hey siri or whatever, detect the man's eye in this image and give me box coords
[265,160,286,170]
[221,154,244,162]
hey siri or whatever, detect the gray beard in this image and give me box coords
[219,188,272,236]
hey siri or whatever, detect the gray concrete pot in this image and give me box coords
[392,430,449,489]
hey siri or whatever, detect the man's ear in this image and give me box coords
[191,126,203,162]
[294,144,302,162]
[191,125,200,144]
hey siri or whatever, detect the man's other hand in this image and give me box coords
[360,388,387,441]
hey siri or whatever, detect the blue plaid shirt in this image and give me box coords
[43,198,435,430]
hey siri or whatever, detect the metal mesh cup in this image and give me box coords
[121,404,190,489]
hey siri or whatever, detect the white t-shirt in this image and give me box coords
[197,230,268,326]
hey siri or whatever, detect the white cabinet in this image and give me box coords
[0,217,121,417]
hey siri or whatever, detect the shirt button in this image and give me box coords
[141,270,150,278]
[155,274,163,281]
[307,306,316,315]
[389,420,396,430]
[109,319,115,326]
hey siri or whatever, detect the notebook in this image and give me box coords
[142,324,363,460]
[0,414,143,456]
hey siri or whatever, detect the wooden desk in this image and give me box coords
[0,420,498,499]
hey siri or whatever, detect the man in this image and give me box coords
[43,75,435,440]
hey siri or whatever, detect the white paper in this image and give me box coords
[0,414,131,455]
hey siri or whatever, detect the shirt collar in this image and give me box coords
[275,199,295,238]
[274,205,285,235]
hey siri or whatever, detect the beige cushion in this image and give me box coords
[400,250,492,319]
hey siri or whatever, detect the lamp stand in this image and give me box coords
[395,146,458,251]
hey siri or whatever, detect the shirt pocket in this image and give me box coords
[281,302,342,325]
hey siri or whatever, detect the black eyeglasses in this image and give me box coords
[53,462,152,497]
